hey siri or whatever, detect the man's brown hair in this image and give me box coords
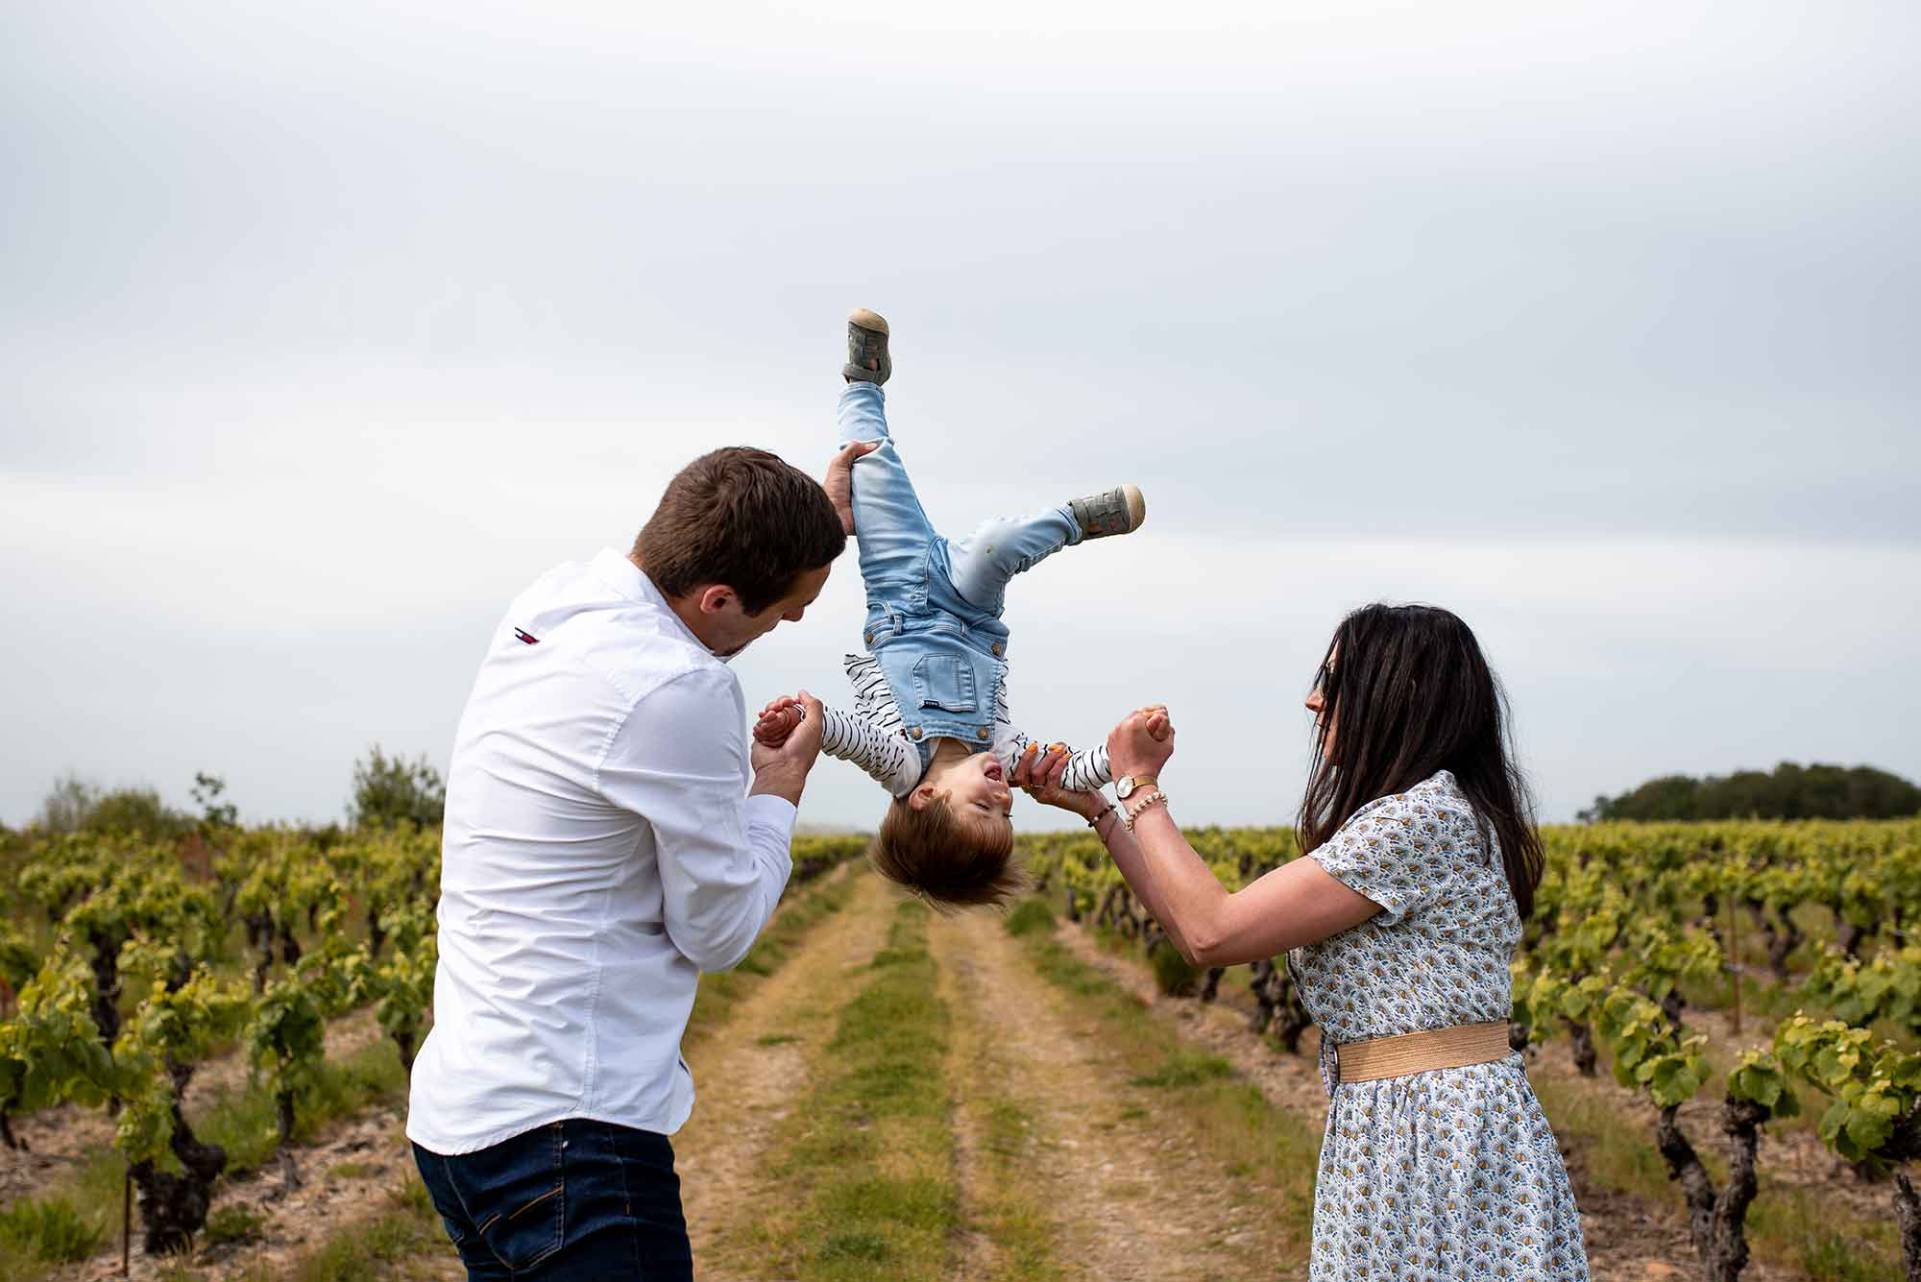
[634,447,846,614]
[870,795,1023,909]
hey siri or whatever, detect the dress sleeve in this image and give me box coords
[1307,792,1434,927]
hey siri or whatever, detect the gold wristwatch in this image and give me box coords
[1114,774,1157,801]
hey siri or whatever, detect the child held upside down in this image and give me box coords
[752,309,1147,908]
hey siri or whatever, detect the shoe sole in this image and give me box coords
[849,308,889,335]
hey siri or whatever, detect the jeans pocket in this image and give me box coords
[913,653,977,713]
[461,1124,567,1272]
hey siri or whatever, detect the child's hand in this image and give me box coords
[753,695,807,748]
[823,440,879,536]
[1108,704,1175,780]
[1012,743,1103,820]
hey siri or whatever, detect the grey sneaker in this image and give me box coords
[844,308,890,385]
[1070,485,1147,539]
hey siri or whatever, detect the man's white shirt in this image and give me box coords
[406,548,795,1155]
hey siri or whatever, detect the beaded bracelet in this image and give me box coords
[1122,789,1168,831]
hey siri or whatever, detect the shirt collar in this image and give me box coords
[591,548,731,662]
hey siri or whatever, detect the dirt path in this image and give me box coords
[676,870,897,1271]
[1048,923,1822,1282]
[932,908,1300,1282]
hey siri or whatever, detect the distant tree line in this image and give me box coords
[1580,761,1921,822]
[20,745,445,841]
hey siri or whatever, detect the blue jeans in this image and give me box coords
[838,381,1079,615]
[413,1120,692,1281]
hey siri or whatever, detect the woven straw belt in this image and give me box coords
[1335,1021,1513,1085]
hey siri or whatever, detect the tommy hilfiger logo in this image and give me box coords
[513,628,539,645]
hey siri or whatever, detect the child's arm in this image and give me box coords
[756,694,920,797]
[995,697,1111,794]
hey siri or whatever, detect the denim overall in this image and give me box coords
[838,381,1080,775]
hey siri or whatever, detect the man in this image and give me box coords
[407,445,850,1280]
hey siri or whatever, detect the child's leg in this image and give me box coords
[839,381,937,590]
[947,484,1146,613]
[946,505,1079,614]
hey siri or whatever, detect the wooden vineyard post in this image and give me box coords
[1727,895,1742,1037]
[121,1162,131,1276]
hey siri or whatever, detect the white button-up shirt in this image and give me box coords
[406,548,796,1155]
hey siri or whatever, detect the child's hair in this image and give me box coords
[871,795,1023,909]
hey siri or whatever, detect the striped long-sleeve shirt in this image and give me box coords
[820,653,1111,799]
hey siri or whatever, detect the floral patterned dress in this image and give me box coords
[1287,770,1588,1281]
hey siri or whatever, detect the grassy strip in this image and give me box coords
[1004,899,1319,1251]
[932,913,1061,1282]
[961,1094,1060,1282]
[732,899,960,1281]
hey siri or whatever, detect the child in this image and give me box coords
[752,309,1145,907]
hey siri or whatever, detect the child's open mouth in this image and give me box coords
[982,760,1005,782]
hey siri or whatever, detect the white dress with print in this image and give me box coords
[1287,770,1588,1281]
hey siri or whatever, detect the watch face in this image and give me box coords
[1117,777,1136,799]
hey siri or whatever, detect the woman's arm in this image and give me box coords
[1081,709,1382,967]
[1117,805,1380,966]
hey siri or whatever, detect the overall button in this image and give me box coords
[976,726,991,741]
[991,642,1005,657]
[864,630,875,644]
[909,727,924,740]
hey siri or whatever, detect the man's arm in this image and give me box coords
[597,670,822,973]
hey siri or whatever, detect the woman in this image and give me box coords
[1014,603,1588,1280]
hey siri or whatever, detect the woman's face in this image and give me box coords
[1306,651,1336,758]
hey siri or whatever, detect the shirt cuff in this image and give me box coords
[744,792,799,838]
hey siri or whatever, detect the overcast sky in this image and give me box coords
[3,1,1916,831]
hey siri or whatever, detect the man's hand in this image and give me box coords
[1107,704,1174,781]
[824,440,879,536]
[750,690,825,806]
[753,695,805,748]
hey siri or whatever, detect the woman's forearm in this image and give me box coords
[1099,803,1230,963]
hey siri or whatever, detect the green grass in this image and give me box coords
[1004,899,1319,1253]
[957,1091,1060,1282]
[201,1203,265,1247]
[1147,943,1203,996]
[228,1181,444,1282]
[0,1195,104,1266]
[1130,1048,1236,1088]
[1002,898,1056,938]
[735,900,960,1281]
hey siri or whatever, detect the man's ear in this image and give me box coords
[908,784,938,812]
[695,585,737,616]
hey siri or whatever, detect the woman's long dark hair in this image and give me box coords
[1296,604,1545,919]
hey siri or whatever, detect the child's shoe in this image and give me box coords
[844,309,891,385]
[1070,485,1147,539]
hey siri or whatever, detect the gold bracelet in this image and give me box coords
[1122,789,1168,831]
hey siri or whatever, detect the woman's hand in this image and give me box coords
[1012,743,1107,822]
[1107,704,1175,780]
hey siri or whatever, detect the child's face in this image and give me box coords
[938,752,1015,837]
